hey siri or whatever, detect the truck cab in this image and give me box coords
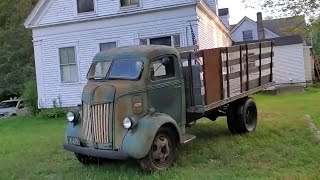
[64,46,189,171]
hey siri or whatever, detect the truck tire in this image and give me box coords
[75,153,100,165]
[139,127,178,171]
[227,98,257,134]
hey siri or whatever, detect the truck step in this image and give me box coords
[182,134,196,144]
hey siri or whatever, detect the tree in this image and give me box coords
[0,0,38,100]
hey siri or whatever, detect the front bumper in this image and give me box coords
[64,144,129,160]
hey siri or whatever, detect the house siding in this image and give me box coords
[231,19,279,42]
[273,44,306,86]
[197,6,231,49]
[39,0,197,26]
[34,6,198,108]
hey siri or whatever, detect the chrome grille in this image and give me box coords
[82,103,111,144]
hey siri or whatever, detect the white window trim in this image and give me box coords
[96,38,119,52]
[140,34,181,47]
[56,43,81,85]
[74,0,98,17]
[119,0,142,11]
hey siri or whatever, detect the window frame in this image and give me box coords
[57,45,81,84]
[75,0,97,15]
[149,55,178,83]
[120,0,140,9]
[99,41,118,52]
[140,34,181,48]
[242,30,254,41]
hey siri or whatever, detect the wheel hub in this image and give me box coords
[152,134,171,163]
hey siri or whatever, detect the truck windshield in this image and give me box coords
[0,101,18,108]
[87,59,143,80]
[109,59,143,80]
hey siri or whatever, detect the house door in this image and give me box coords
[147,55,183,125]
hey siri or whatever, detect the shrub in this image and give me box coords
[38,108,66,119]
[21,80,39,116]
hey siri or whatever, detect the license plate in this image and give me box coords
[68,137,81,146]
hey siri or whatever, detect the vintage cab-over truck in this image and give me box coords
[64,43,274,171]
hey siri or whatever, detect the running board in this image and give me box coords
[182,134,196,144]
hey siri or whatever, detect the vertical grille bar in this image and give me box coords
[81,103,111,144]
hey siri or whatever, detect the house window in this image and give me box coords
[140,35,181,48]
[243,30,253,41]
[100,42,117,51]
[121,0,139,7]
[77,0,95,13]
[59,47,79,83]
[150,56,176,81]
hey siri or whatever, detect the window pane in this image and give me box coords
[77,0,94,13]
[121,0,138,6]
[140,39,148,45]
[61,65,79,83]
[100,42,117,51]
[109,59,143,80]
[88,61,112,79]
[151,57,175,81]
[59,48,69,64]
[150,36,172,46]
[67,47,76,63]
[173,35,181,48]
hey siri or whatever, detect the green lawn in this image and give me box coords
[1,87,320,179]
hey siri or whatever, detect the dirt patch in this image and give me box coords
[305,115,320,143]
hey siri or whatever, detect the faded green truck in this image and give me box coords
[64,43,274,171]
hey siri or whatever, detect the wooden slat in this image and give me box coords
[261,41,272,48]
[226,45,241,53]
[176,45,199,52]
[180,50,204,60]
[241,75,272,90]
[223,63,272,80]
[247,43,260,50]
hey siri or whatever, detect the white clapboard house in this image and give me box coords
[25,0,232,108]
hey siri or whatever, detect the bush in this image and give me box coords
[21,80,38,116]
[38,108,66,119]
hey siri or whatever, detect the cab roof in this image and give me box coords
[93,45,180,63]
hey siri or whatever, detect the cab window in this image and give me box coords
[150,56,176,81]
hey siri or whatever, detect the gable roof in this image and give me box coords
[24,0,54,28]
[262,16,306,36]
[230,15,307,37]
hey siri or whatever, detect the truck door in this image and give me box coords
[147,56,183,125]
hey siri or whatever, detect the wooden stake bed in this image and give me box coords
[180,42,275,114]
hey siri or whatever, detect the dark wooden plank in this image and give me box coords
[226,45,241,53]
[261,41,272,48]
[221,52,272,67]
[226,48,230,98]
[246,45,249,91]
[180,50,204,60]
[241,75,272,89]
[240,46,243,93]
[202,48,224,105]
[270,43,274,82]
[259,43,262,86]
[247,43,260,50]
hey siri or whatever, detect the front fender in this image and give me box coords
[65,123,80,142]
[122,113,182,159]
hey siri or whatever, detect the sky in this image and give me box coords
[218,0,265,25]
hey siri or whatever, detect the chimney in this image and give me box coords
[257,12,265,40]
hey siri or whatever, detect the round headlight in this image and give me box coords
[123,117,132,129]
[67,112,75,122]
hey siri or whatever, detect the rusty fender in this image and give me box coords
[122,113,182,159]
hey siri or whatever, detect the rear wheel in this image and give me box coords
[227,98,257,134]
[139,127,178,171]
[75,153,100,165]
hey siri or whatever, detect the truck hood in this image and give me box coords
[82,81,144,105]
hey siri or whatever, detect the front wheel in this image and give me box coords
[139,127,178,171]
[227,98,258,134]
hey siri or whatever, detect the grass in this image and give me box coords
[1,87,320,179]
